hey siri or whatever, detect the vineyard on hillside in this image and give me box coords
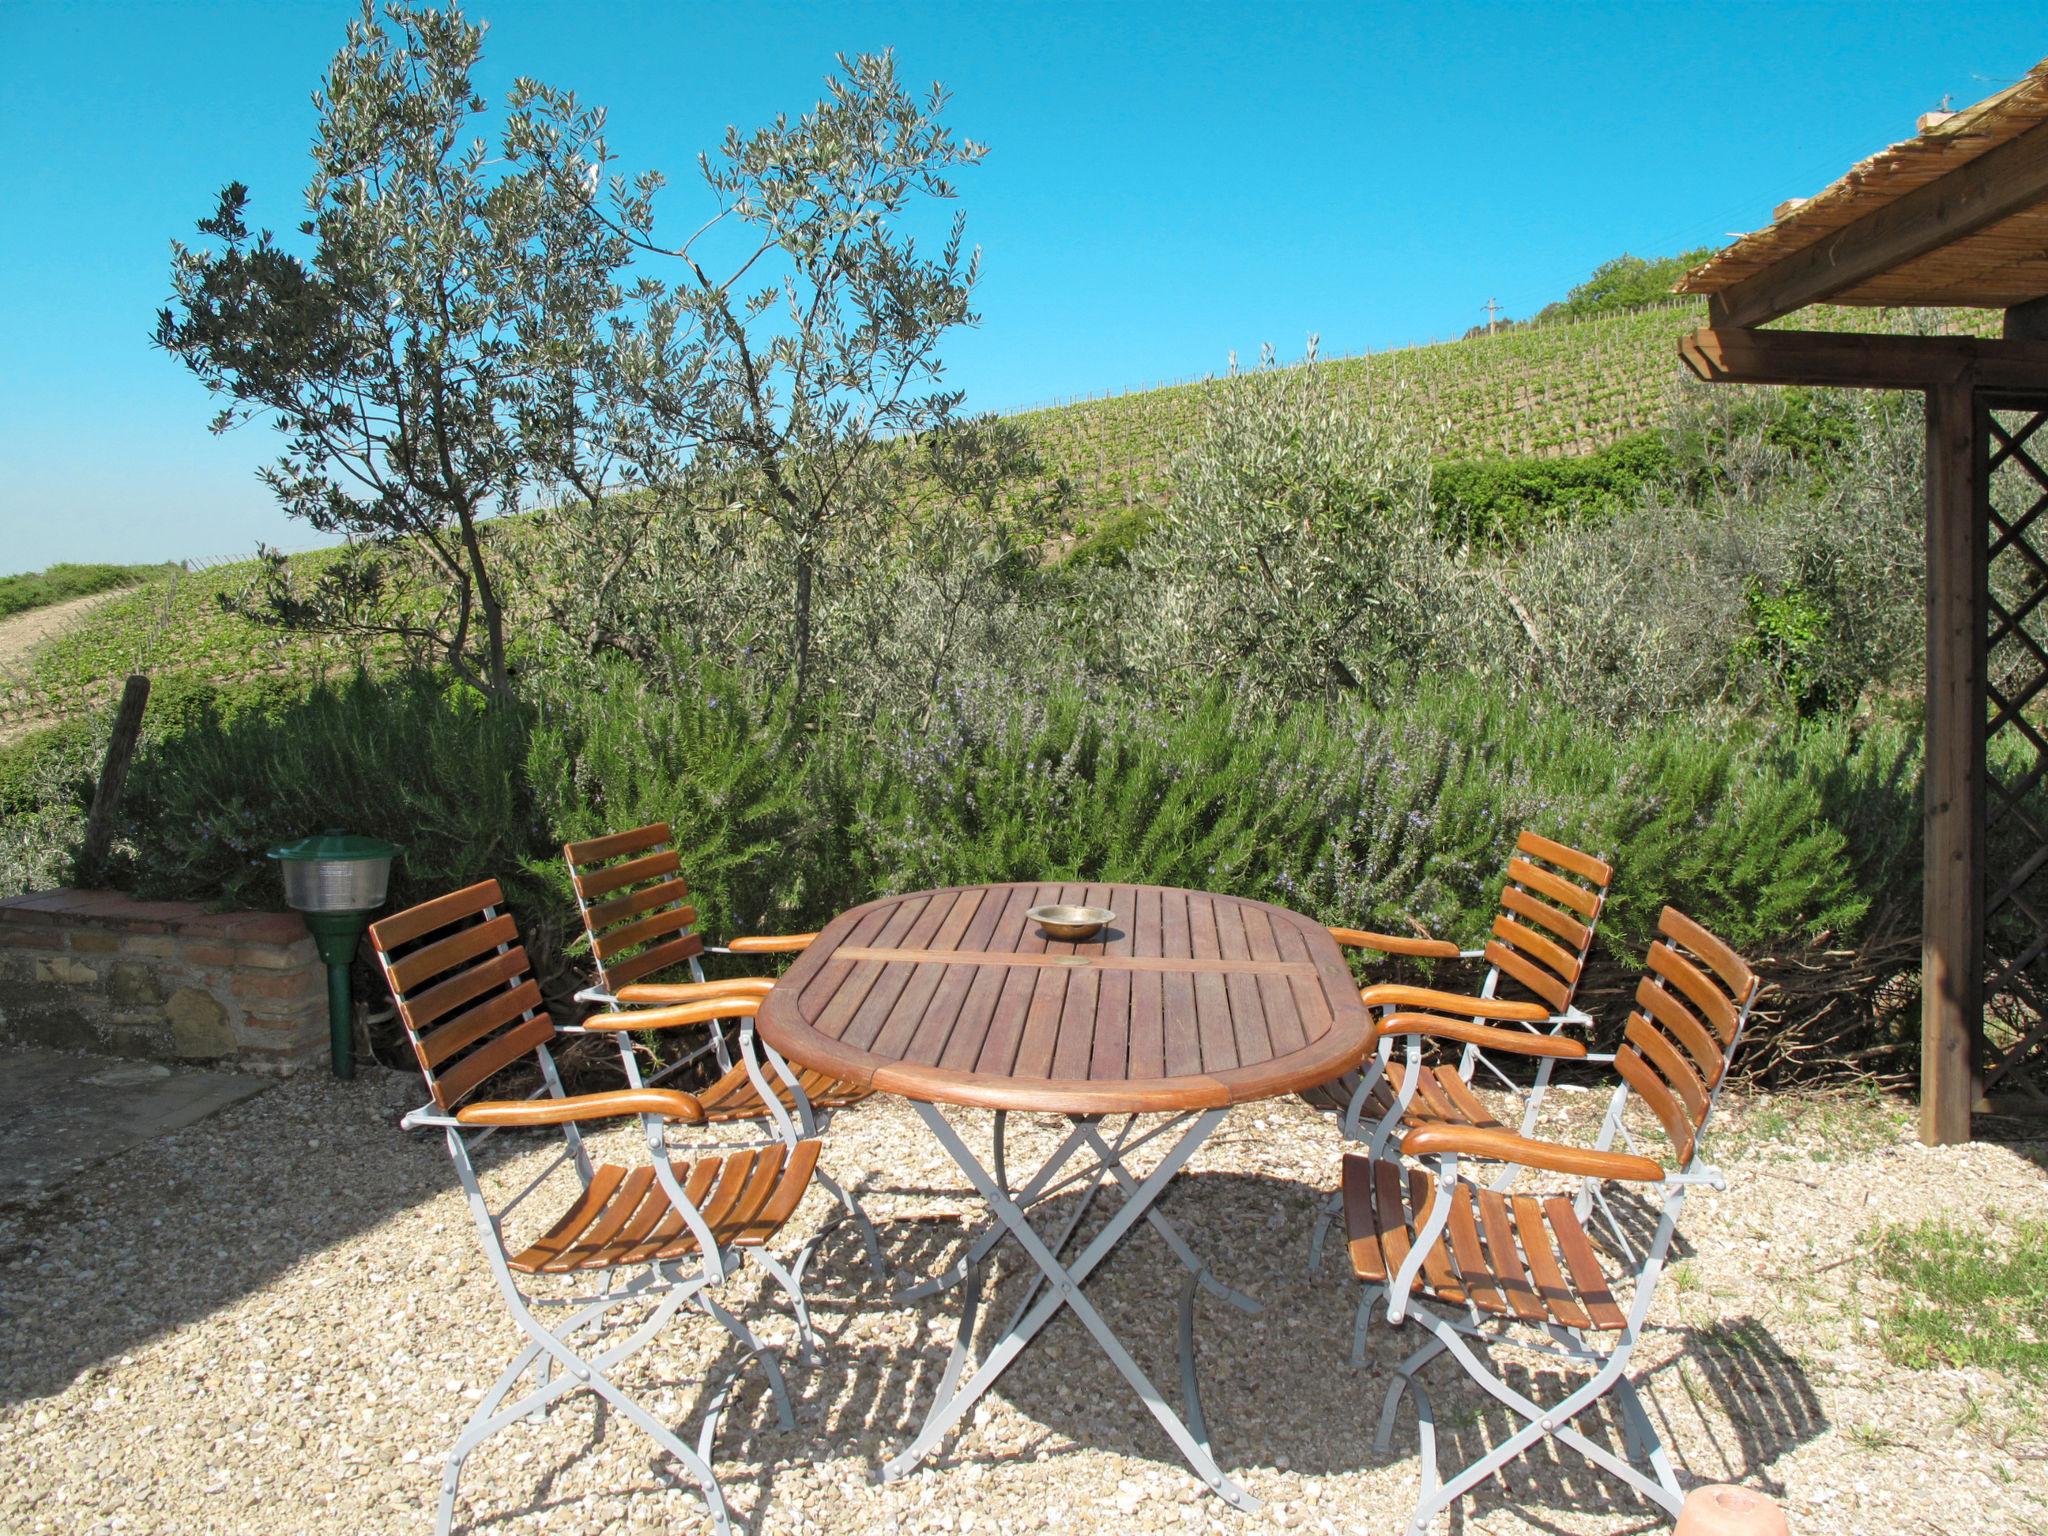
[0,299,1999,733]
[1015,300,1999,519]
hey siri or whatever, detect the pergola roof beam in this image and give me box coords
[1705,117,2048,330]
[1680,326,2048,391]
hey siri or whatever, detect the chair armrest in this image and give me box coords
[1402,1125,1665,1183]
[724,932,817,954]
[1378,1012,1588,1059]
[455,1088,706,1127]
[1357,984,1551,1021]
[1328,926,1462,959]
[580,997,763,1032]
[613,977,776,1005]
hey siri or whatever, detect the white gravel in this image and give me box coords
[1,1069,2044,1535]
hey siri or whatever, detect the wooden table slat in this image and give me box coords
[973,884,1063,1077]
[1187,890,1237,1074]
[862,888,990,1060]
[1211,896,1272,1072]
[757,883,1373,1115]
[1128,886,1167,1079]
[1240,903,1309,1057]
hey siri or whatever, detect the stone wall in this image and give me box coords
[0,890,328,1070]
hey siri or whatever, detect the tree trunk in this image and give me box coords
[793,546,814,706]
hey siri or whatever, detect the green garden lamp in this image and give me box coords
[269,831,398,1080]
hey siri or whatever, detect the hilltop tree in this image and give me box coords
[156,3,658,702]
[162,10,990,709]
[626,50,987,702]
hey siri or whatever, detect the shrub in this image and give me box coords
[1429,431,1673,545]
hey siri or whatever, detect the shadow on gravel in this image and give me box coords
[0,1070,490,1408]
[767,1170,1821,1522]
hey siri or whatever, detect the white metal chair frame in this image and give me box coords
[564,834,891,1283]
[1351,915,1760,1534]
[371,888,815,1536]
[1305,833,1612,1273]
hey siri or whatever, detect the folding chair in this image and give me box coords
[1304,830,1613,1270]
[370,880,824,1536]
[1340,907,1759,1533]
[563,824,888,1280]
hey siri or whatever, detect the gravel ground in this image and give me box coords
[1,1066,2044,1536]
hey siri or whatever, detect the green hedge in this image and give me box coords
[9,667,1919,996]
[1428,432,1674,545]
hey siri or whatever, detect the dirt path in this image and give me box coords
[0,588,133,744]
[0,588,127,673]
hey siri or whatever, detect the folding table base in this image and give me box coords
[883,1105,1262,1512]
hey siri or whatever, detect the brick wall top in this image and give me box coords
[0,889,307,944]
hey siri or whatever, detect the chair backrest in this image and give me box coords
[1480,830,1614,1015]
[1613,907,1760,1168]
[562,822,704,992]
[368,879,555,1112]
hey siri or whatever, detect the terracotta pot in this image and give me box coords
[1675,1485,1789,1536]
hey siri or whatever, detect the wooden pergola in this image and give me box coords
[1676,60,2048,1144]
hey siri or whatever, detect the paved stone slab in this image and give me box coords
[0,1047,270,1208]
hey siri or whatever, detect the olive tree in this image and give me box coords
[623,51,988,703]
[156,3,659,702]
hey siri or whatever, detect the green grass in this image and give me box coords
[0,562,177,621]
[1719,1082,1910,1162]
[1872,1214,2048,1378]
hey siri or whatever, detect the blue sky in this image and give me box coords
[1,2,2041,574]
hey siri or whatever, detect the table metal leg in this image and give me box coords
[891,1115,1099,1303]
[1071,1118,1261,1315]
[883,1103,1259,1512]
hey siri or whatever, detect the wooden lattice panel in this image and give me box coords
[1981,397,2048,1113]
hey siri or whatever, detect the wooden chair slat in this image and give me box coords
[1647,940,1739,1044]
[399,947,530,1035]
[1658,906,1755,1002]
[591,905,699,963]
[694,1148,763,1235]
[436,1015,555,1107]
[1635,974,1724,1089]
[1445,1179,1506,1315]
[1627,1013,1710,1127]
[1482,939,1571,1012]
[572,848,684,903]
[1544,1195,1628,1329]
[1513,1193,1593,1330]
[368,879,501,951]
[1491,914,1582,989]
[1478,1188,1547,1323]
[518,1164,626,1272]
[1504,858,1601,920]
[605,933,707,988]
[1500,885,1591,951]
[1515,830,1613,886]
[1614,1044,1697,1164]
[563,822,672,871]
[584,876,695,935]
[420,980,545,1069]
[388,913,519,994]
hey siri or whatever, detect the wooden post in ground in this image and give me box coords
[1920,384,1983,1145]
[78,673,149,887]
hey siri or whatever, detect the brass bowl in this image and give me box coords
[1027,904,1115,942]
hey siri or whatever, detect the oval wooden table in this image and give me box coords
[756,881,1376,1510]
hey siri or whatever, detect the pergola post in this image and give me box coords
[1921,383,1985,1144]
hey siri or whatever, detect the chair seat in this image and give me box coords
[1342,1153,1627,1331]
[1300,1060,1507,1134]
[510,1141,821,1274]
[697,1060,872,1122]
